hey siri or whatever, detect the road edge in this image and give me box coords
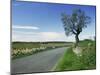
[50,48,68,71]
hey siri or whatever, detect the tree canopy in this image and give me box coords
[61,9,91,46]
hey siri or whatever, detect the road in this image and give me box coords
[11,47,67,74]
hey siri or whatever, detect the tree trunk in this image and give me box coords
[75,34,79,47]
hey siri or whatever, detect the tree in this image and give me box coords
[61,9,91,47]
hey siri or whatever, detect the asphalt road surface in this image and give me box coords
[11,47,67,74]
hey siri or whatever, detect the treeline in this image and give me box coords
[12,41,72,44]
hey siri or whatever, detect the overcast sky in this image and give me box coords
[12,0,96,42]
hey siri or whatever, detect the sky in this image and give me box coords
[12,0,96,42]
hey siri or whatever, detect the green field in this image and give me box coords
[12,41,73,59]
[55,39,96,71]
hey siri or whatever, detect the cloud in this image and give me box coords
[13,25,39,30]
[14,30,96,42]
[12,31,74,42]
[40,32,62,39]
[12,30,95,42]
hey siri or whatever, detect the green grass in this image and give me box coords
[12,42,72,49]
[55,39,96,71]
[12,42,40,49]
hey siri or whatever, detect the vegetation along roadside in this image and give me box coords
[54,39,96,71]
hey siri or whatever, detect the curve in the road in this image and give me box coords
[11,47,67,74]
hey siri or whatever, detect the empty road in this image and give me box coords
[11,47,67,74]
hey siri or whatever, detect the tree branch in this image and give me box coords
[72,29,77,34]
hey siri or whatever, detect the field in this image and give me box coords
[55,39,96,71]
[12,39,96,71]
[12,41,72,59]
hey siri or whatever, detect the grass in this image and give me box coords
[12,42,73,59]
[12,42,72,49]
[55,39,96,71]
[12,51,34,59]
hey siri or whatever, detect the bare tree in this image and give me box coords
[61,9,91,47]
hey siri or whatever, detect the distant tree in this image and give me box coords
[61,9,91,47]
